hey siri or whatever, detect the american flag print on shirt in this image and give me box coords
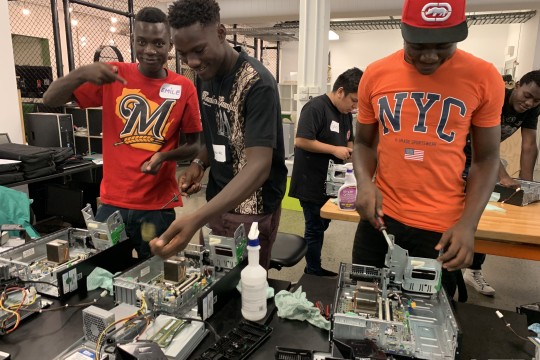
[404,148,424,161]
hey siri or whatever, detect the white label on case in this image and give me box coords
[140,266,150,278]
[22,248,35,259]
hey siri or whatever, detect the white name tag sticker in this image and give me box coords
[330,120,340,133]
[213,144,226,162]
[159,84,181,99]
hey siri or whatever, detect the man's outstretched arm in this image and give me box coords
[43,63,126,107]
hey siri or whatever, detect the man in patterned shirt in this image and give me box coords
[151,0,287,269]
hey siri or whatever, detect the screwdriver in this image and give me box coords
[375,216,394,250]
[161,192,179,209]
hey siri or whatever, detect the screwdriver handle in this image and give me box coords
[375,216,386,231]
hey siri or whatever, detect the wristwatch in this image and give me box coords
[191,158,207,170]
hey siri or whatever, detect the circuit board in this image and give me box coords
[115,226,247,319]
[114,245,217,317]
[0,229,100,297]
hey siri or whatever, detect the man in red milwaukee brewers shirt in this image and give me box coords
[44,7,202,258]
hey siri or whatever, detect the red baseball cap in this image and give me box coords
[401,0,468,44]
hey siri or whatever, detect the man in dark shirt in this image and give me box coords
[150,0,287,269]
[464,69,540,296]
[498,71,540,184]
[289,68,363,276]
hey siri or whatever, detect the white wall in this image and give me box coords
[511,13,540,80]
[329,29,403,84]
[280,41,300,82]
[331,24,511,83]
[0,0,23,143]
[459,24,509,73]
[280,23,511,86]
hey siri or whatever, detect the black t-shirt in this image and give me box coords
[500,88,539,141]
[463,87,540,177]
[289,94,354,204]
[197,47,287,215]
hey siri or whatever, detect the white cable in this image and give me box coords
[494,309,528,341]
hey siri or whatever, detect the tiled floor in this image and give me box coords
[175,166,540,312]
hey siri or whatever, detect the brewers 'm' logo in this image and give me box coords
[115,89,176,151]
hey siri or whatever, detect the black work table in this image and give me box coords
[197,274,535,360]
[250,274,334,358]
[0,278,290,360]
[0,274,535,359]
[0,290,113,360]
[188,278,292,358]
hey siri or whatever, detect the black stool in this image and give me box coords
[269,232,307,270]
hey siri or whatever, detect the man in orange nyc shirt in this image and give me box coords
[352,0,504,299]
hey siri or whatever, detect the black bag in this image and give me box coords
[23,164,57,179]
[0,143,54,172]
[50,147,74,164]
[0,172,24,184]
[0,162,20,174]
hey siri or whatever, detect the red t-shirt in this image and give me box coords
[74,62,202,210]
[357,49,504,232]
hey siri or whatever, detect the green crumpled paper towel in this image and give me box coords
[274,286,330,330]
[87,267,117,295]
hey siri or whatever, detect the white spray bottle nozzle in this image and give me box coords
[248,222,260,246]
[248,222,259,239]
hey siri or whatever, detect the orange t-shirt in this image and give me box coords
[357,49,504,232]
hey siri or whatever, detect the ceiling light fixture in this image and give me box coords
[21,8,30,16]
[111,17,118,24]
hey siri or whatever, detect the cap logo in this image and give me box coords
[421,3,452,22]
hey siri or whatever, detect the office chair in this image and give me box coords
[269,232,307,271]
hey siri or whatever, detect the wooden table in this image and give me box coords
[320,200,540,261]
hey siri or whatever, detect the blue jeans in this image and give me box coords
[95,203,176,259]
[300,200,331,274]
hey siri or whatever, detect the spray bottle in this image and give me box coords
[241,222,267,321]
[337,163,357,211]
